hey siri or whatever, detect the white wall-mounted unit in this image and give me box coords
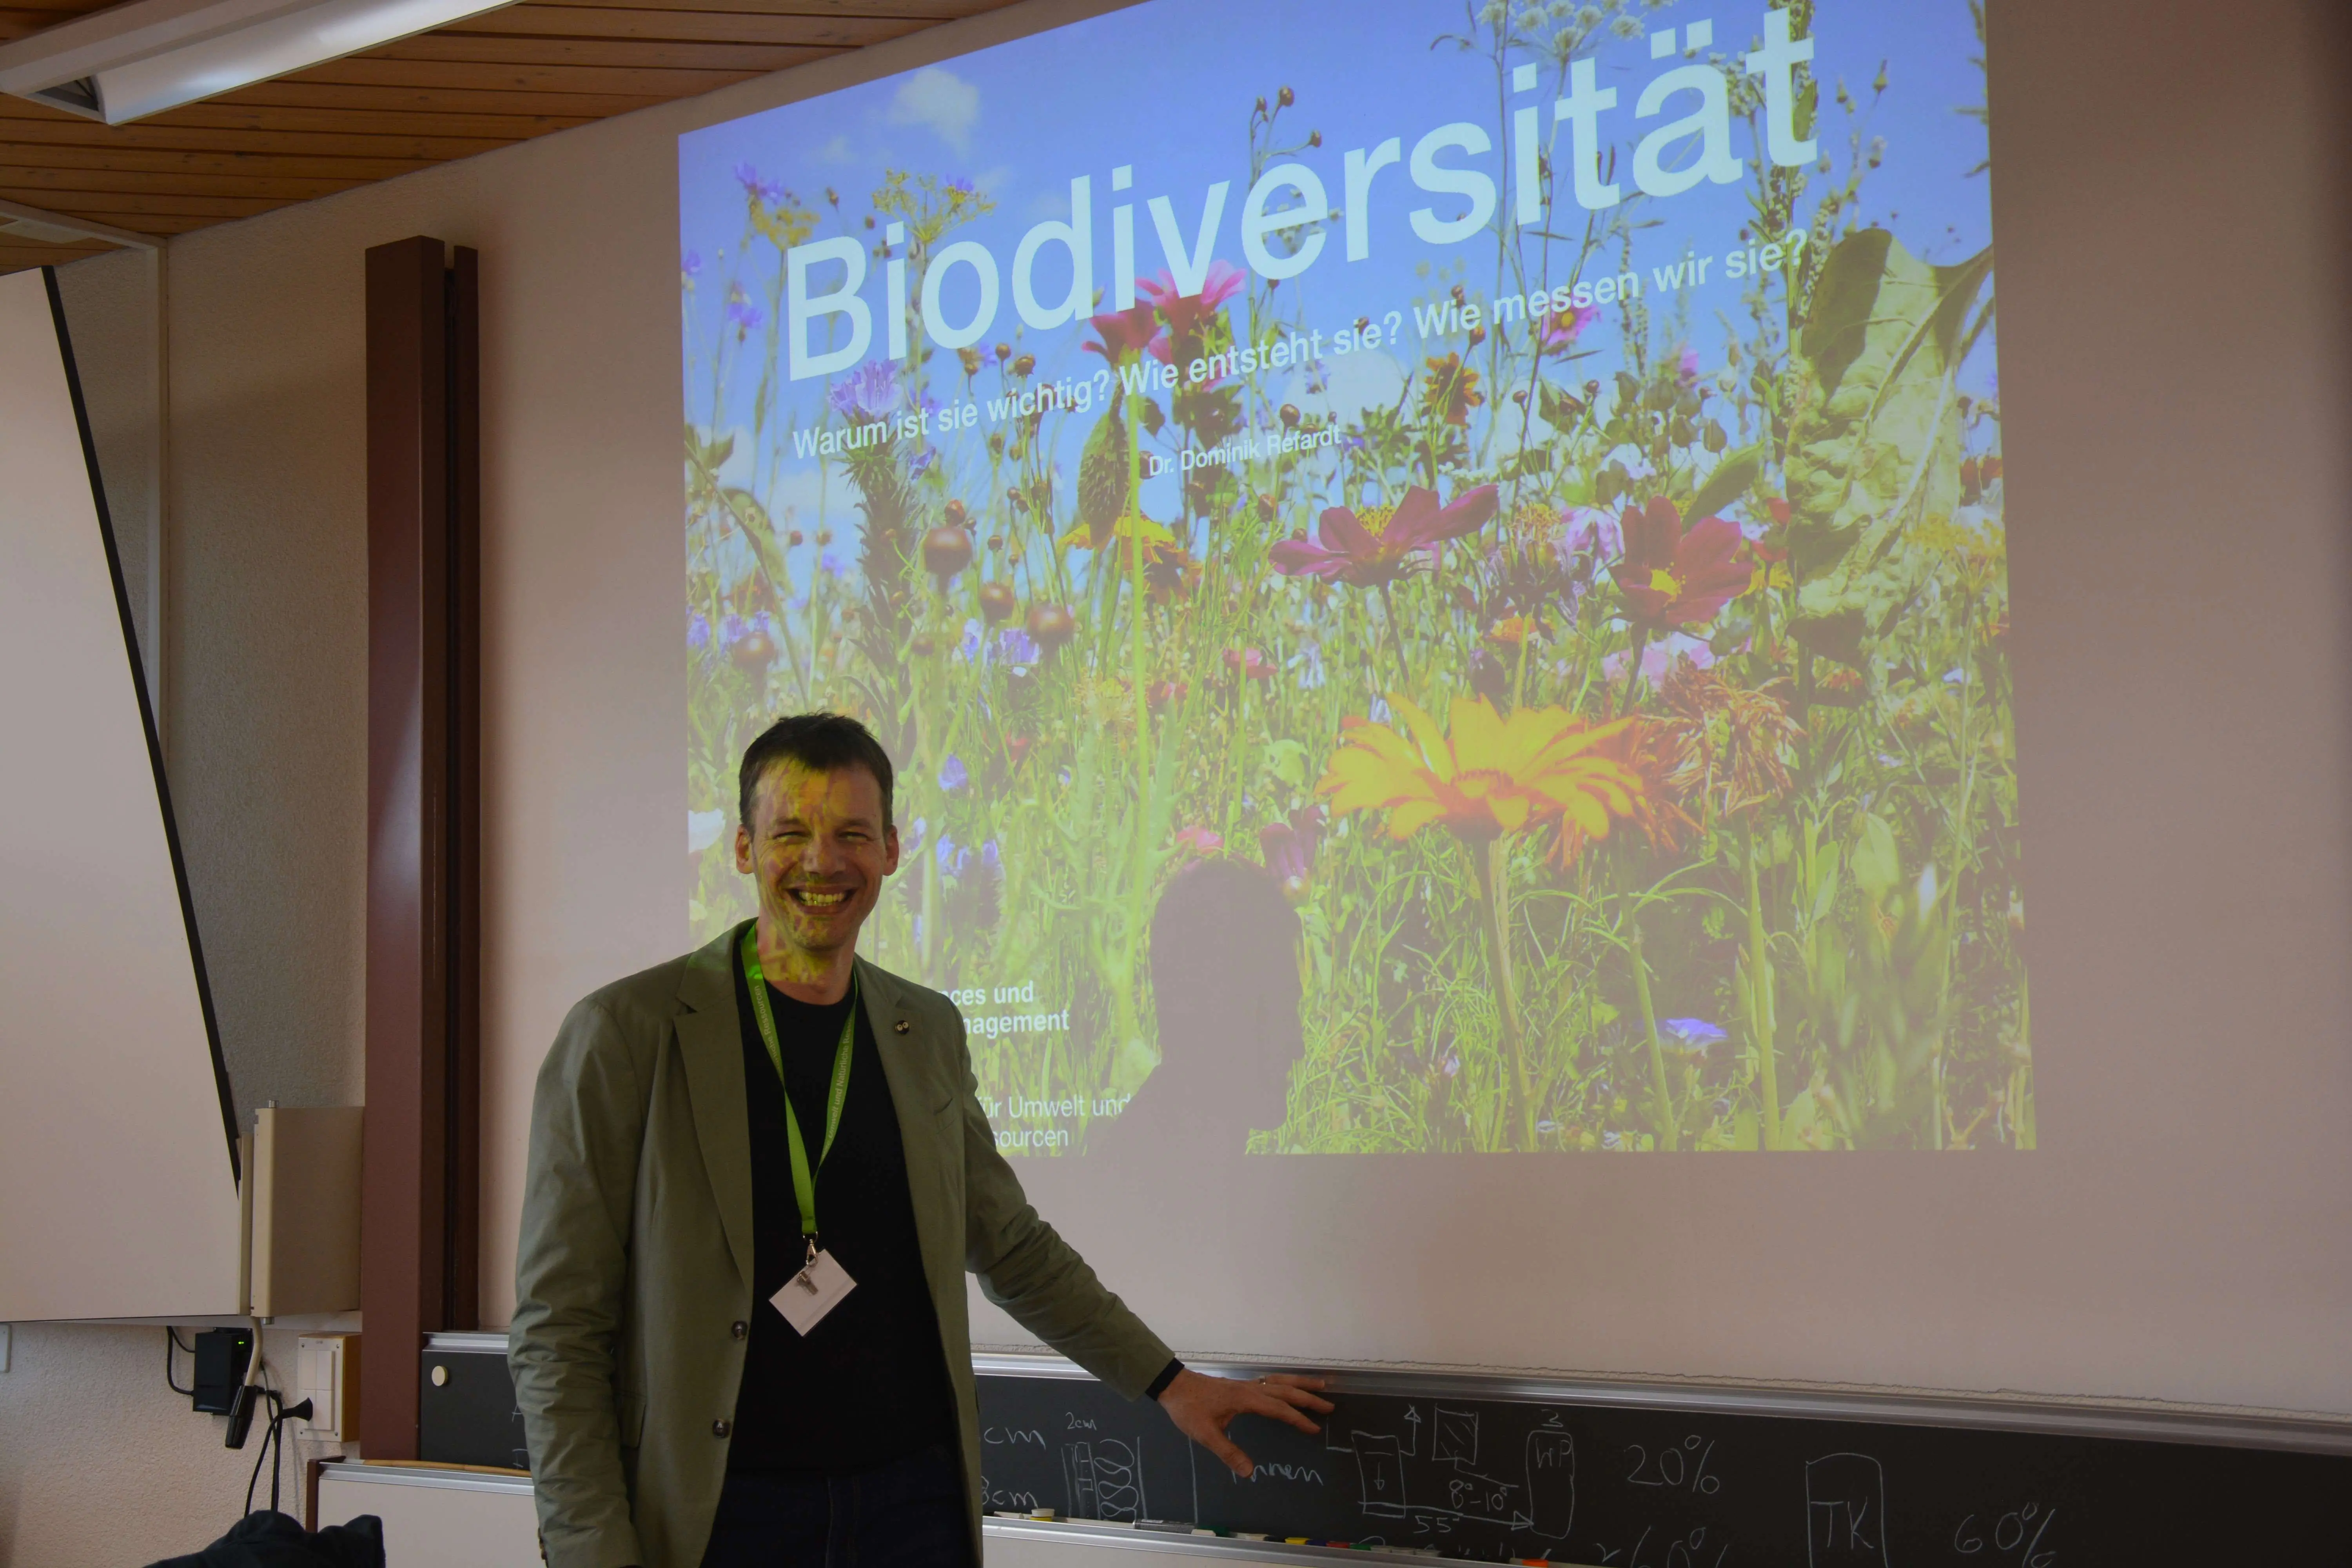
[0,265,241,1320]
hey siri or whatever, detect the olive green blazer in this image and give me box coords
[508,926,1174,1568]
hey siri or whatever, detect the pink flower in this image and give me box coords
[1083,301,1167,365]
[1172,825,1224,856]
[1609,496,1748,629]
[1562,505,1622,560]
[1138,260,1247,343]
[1537,303,1597,351]
[1269,484,1501,588]
[1223,647,1274,681]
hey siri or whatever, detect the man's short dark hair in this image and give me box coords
[737,712,896,829]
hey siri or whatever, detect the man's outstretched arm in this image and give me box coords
[953,1018,1331,1475]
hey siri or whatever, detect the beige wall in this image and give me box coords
[5,0,2352,1556]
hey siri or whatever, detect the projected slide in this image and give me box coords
[680,0,2018,1156]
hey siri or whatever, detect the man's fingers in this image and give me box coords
[1244,1387,1324,1435]
[1259,1380,1336,1415]
[1199,1425,1255,1478]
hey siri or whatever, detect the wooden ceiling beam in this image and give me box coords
[367,33,838,71]
[0,140,436,178]
[530,0,1015,14]
[0,116,521,160]
[290,54,762,96]
[159,103,590,137]
[443,6,929,46]
[219,79,668,117]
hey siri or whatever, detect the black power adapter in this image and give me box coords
[190,1328,252,1415]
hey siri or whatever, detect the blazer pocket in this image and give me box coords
[616,1389,648,1449]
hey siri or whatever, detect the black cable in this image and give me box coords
[165,1328,194,1396]
[242,1389,284,1517]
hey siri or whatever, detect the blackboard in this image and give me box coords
[975,1367,2352,1564]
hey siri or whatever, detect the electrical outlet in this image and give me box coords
[293,1333,360,1442]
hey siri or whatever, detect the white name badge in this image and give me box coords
[771,1249,856,1335]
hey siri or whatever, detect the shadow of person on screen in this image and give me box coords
[1104,855,1303,1163]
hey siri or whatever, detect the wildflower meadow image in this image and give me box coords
[680,0,2022,1155]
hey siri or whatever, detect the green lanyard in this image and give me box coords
[738,924,858,1243]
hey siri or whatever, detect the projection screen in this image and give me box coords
[0,267,243,1321]
[681,0,2009,1163]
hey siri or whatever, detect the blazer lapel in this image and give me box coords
[858,957,960,1284]
[675,924,756,1290]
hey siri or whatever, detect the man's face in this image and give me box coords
[734,760,899,962]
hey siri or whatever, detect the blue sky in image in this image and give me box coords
[681,0,1995,530]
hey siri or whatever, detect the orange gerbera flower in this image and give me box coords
[1318,694,1653,846]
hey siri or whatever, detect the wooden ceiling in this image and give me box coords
[0,0,1016,274]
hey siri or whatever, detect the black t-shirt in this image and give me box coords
[727,961,958,1472]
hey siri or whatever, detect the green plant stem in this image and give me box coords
[1744,823,1781,1152]
[1626,910,1677,1152]
[1377,579,1414,699]
[1618,624,1648,717]
[1467,837,1535,1152]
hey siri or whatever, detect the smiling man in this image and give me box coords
[510,712,1329,1568]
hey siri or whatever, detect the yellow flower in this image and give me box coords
[1318,694,1651,846]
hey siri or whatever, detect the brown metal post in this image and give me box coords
[363,236,479,1460]
[446,245,482,1333]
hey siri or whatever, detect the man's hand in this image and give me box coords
[1154,1369,1333,1478]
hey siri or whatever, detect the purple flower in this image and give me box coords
[946,176,975,196]
[981,838,1002,874]
[1673,344,1701,386]
[994,628,1040,667]
[718,613,748,648]
[687,612,711,650]
[938,755,969,792]
[903,816,926,857]
[1258,804,1323,883]
[733,162,788,204]
[820,551,849,577]
[909,447,937,478]
[936,833,971,878]
[724,285,763,336]
[1661,1018,1727,1056]
[828,359,901,423]
[681,249,702,279]
[957,619,984,661]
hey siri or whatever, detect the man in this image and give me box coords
[510,713,1330,1568]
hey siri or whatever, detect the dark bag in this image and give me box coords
[143,1510,385,1568]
